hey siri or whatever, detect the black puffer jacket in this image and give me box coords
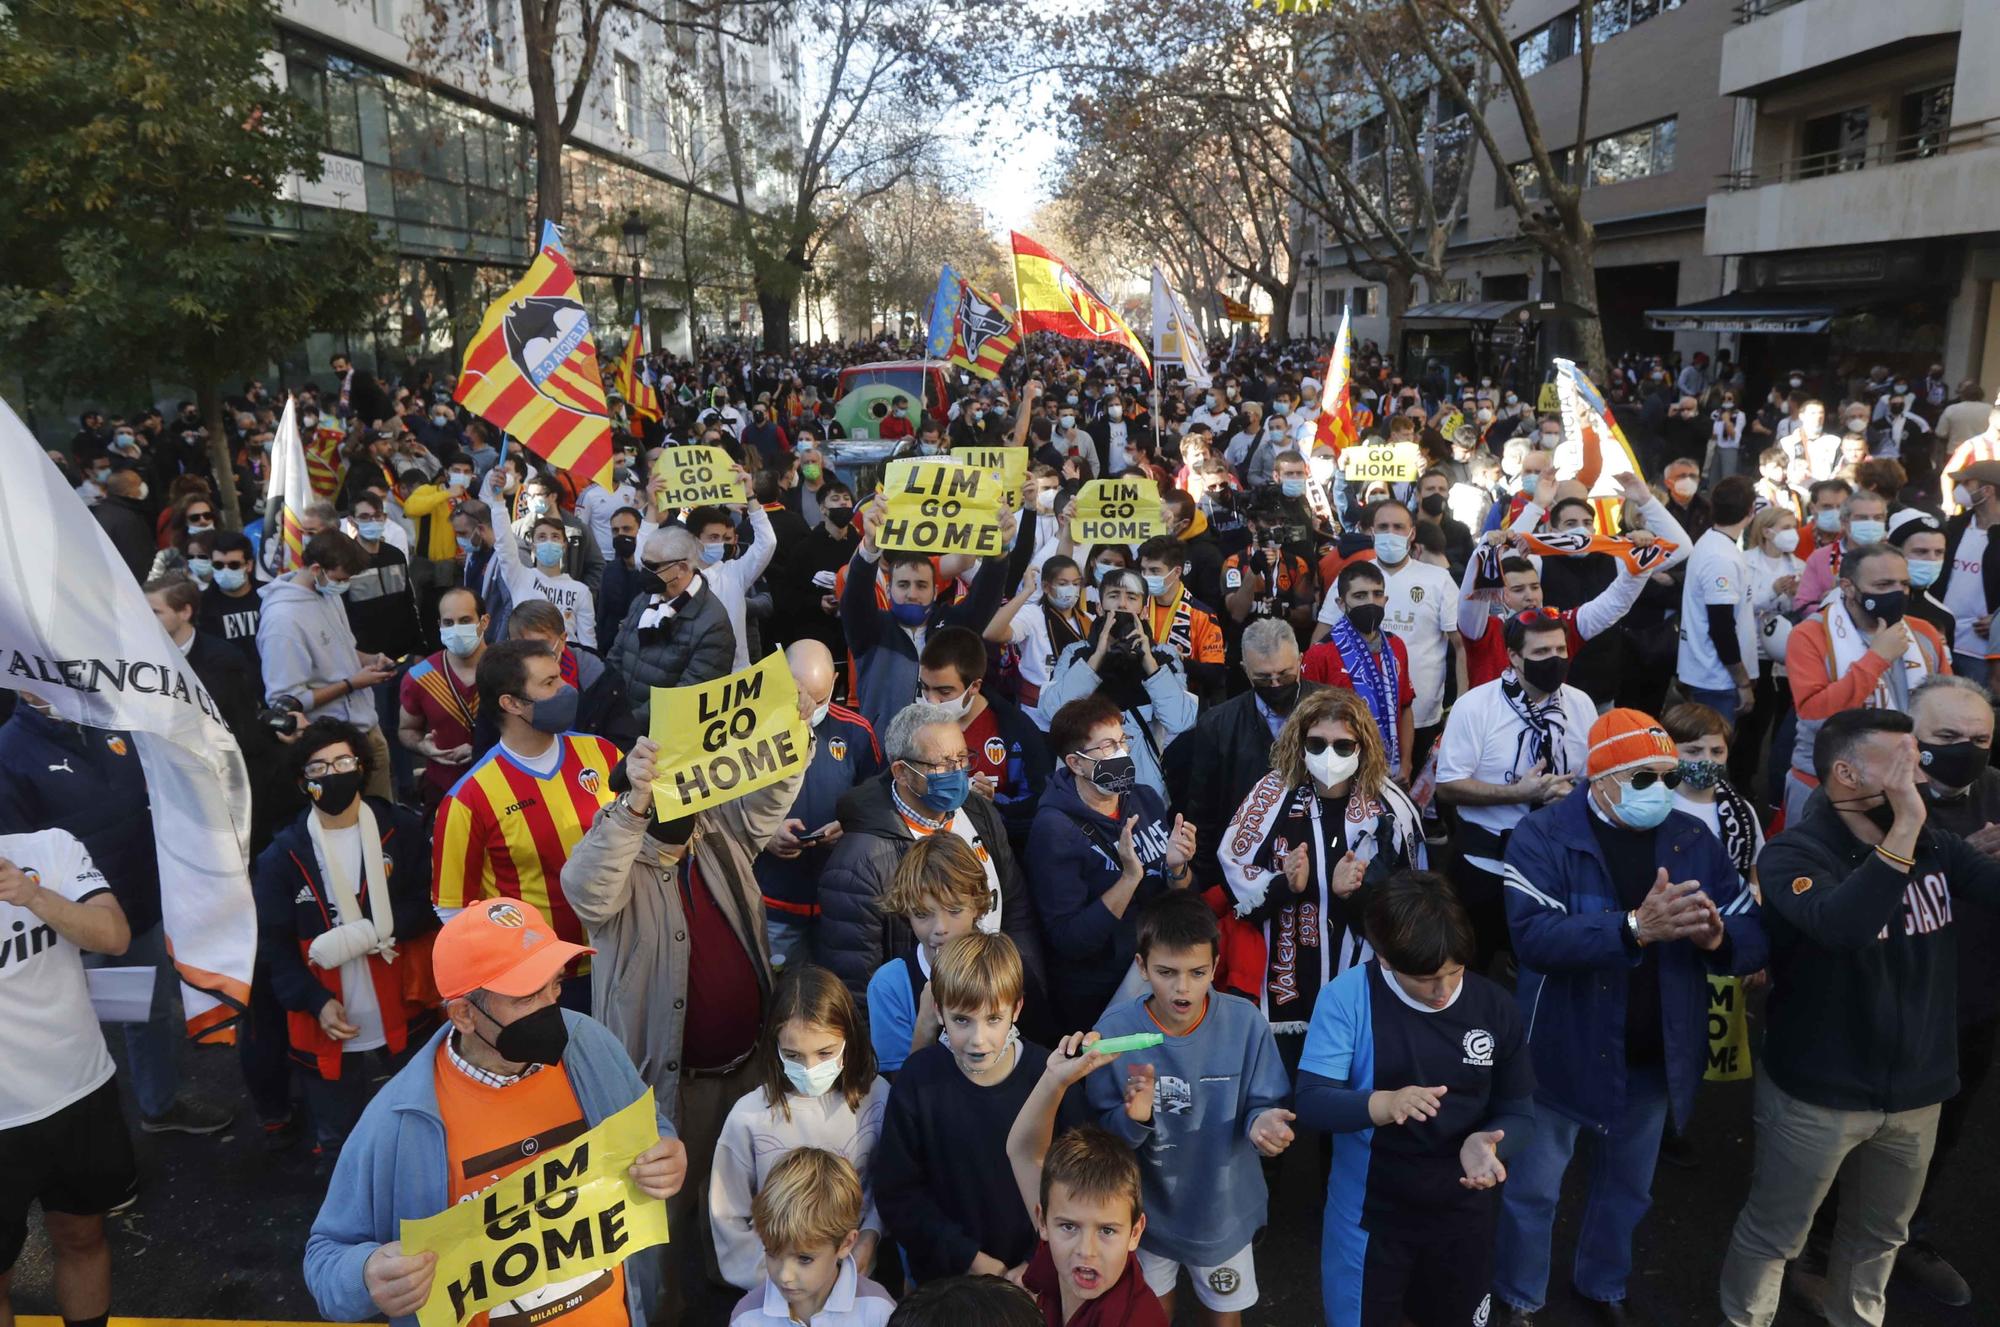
[605,576,735,729]
[816,772,1045,1020]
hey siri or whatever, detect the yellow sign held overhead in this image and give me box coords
[650,652,809,819]
[1070,479,1168,546]
[400,1092,670,1327]
[952,445,1030,507]
[1537,382,1561,414]
[1338,442,1426,483]
[876,459,1005,557]
[652,445,746,511]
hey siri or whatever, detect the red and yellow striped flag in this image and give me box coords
[455,222,614,489]
[614,307,661,430]
[1010,231,1150,372]
[1314,306,1359,453]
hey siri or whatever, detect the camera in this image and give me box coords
[257,694,305,736]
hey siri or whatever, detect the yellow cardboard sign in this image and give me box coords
[1434,407,1464,440]
[1069,478,1167,546]
[400,1091,669,1327]
[1704,974,1751,1082]
[1537,382,1561,414]
[952,445,1030,507]
[652,446,746,511]
[876,459,1005,557]
[649,652,809,818]
[1337,442,1426,483]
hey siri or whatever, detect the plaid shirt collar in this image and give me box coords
[446,1031,543,1088]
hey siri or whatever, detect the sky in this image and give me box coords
[962,96,1060,236]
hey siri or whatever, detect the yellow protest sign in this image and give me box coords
[1069,479,1168,545]
[1537,381,1561,413]
[1704,974,1751,1081]
[952,445,1030,507]
[1338,442,1426,483]
[401,1091,669,1327]
[650,652,809,818]
[876,458,1005,557]
[651,446,746,511]
[1434,407,1464,440]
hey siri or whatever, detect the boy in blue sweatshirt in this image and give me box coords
[1086,893,1293,1326]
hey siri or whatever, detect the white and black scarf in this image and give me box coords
[637,572,705,639]
[1499,667,1571,775]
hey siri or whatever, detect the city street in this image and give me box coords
[8,1032,1993,1326]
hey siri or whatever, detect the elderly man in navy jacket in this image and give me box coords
[1492,708,1767,1327]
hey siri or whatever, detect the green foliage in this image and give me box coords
[0,0,394,409]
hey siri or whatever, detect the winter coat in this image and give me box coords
[605,574,736,729]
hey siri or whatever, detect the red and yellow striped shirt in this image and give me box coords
[432,734,621,954]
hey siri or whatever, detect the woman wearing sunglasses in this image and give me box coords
[1218,688,1426,1067]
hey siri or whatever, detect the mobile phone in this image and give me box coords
[794,827,827,844]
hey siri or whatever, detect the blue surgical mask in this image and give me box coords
[699,542,727,564]
[1143,573,1169,597]
[1848,519,1886,545]
[1907,557,1943,589]
[1373,531,1410,564]
[783,1053,845,1098]
[890,600,928,627]
[187,557,214,582]
[1093,562,1118,584]
[318,573,350,597]
[456,534,475,555]
[1614,778,1675,829]
[919,766,971,815]
[1814,508,1843,534]
[1281,477,1306,498]
[187,521,215,536]
[212,566,247,592]
[440,623,481,656]
[1272,403,1289,417]
[533,540,565,568]
[447,471,472,489]
[356,519,386,541]
[92,467,111,484]
[527,496,550,515]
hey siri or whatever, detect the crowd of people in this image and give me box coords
[7,328,2000,1327]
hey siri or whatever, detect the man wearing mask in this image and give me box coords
[1301,562,1416,780]
[1496,709,1766,1327]
[793,432,831,527]
[399,454,479,632]
[1792,489,1889,613]
[574,443,643,562]
[412,400,463,456]
[1661,458,1712,542]
[1719,709,2000,1327]
[432,640,619,1014]
[1085,382,1138,476]
[501,474,604,596]
[1136,535,1227,707]
[342,490,423,665]
[258,531,398,799]
[1707,391,1750,479]
[595,506,648,646]
[1782,543,1950,823]
[397,587,488,814]
[92,470,156,583]
[752,641,880,969]
[775,482,858,663]
[302,897,686,1326]
[605,525,736,732]
[1935,459,2000,683]
[1871,389,1930,469]
[917,627,1051,851]
[742,396,789,467]
[200,531,265,687]
[686,484,776,670]
[452,498,514,643]
[1678,476,1761,724]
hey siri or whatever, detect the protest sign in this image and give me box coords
[1337,442,1425,484]
[1069,479,1168,545]
[876,458,1005,556]
[651,446,746,511]
[1704,974,1751,1082]
[650,652,809,818]
[1537,381,1561,413]
[400,1091,669,1327]
[1434,406,1464,440]
[952,445,1029,507]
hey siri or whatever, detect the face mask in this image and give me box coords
[522,682,579,734]
[1672,477,1699,499]
[816,501,853,529]
[1955,484,1975,509]
[1143,573,1170,598]
[1848,519,1886,545]
[432,413,452,427]
[1919,738,1991,792]
[1373,532,1409,564]
[213,566,247,592]
[476,999,569,1067]
[1771,528,1800,554]
[301,416,319,431]
[318,573,350,597]
[527,496,550,515]
[1613,778,1674,829]
[612,533,638,561]
[304,769,365,817]
[1894,383,1909,395]
[890,600,928,627]
[1305,747,1360,789]
[136,481,150,502]
[440,623,481,656]
[917,766,970,814]
[1856,587,1905,624]
[1540,432,1562,449]
[1908,557,1943,588]
[1048,584,1081,610]
[1346,603,1386,635]
[1059,414,1075,429]
[1476,408,1494,424]
[1084,753,1138,794]
[1272,403,1290,417]
[1520,654,1569,693]
[1789,377,1803,388]
[1844,417,1868,433]
[699,542,728,565]
[801,462,822,482]
[92,467,111,484]
[1035,488,1056,513]
[1281,477,1306,498]
[448,471,473,490]
[356,519,386,542]
[1107,405,1123,421]
[1420,493,1447,518]
[1814,508,1843,534]
[187,557,214,582]
[784,1052,846,1097]
[534,540,566,568]
[1678,758,1724,792]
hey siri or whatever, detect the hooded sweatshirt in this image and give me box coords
[257,574,376,727]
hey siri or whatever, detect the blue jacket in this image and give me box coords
[839,548,1008,736]
[1501,785,1767,1133]
[0,706,160,933]
[754,703,883,911]
[303,1013,671,1326]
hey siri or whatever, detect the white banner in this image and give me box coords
[262,396,315,577]
[1150,265,1212,387]
[0,396,253,1039]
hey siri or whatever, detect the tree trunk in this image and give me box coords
[1256,275,1292,347]
[198,378,243,531]
[1381,267,1415,364]
[758,287,795,353]
[521,3,565,231]
[1552,240,1606,379]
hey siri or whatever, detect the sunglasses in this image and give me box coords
[1626,769,1683,790]
[1304,736,1361,758]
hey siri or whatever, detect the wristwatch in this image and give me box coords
[1626,909,1642,945]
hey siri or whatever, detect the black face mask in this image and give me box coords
[826,506,855,529]
[1419,493,1447,518]
[612,533,638,561]
[1081,754,1139,794]
[1919,739,1991,793]
[1346,603,1386,636]
[472,998,569,1067]
[1858,589,1906,626]
[1520,655,1569,694]
[648,814,696,845]
[303,770,364,817]
[1253,681,1299,716]
[1838,796,1900,833]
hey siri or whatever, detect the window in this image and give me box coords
[1801,107,1870,178]
[614,55,640,135]
[483,0,508,70]
[1898,84,1953,160]
[1514,11,1577,77]
[1354,114,1385,161]
[1354,287,1381,316]
[1514,0,1679,75]
[1322,287,1341,316]
[1585,118,1676,187]
[1504,149,1572,205]
[371,0,396,28]
[1294,290,1311,317]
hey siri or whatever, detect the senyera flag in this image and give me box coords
[1011,231,1151,373]
[614,307,661,431]
[1553,356,1647,533]
[263,396,315,576]
[1313,305,1358,454]
[0,395,254,1041]
[928,264,1021,382]
[456,221,615,490]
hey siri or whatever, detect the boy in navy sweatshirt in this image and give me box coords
[1086,893,1293,1325]
[867,834,993,1073]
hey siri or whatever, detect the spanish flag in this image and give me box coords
[1010,231,1150,372]
[614,306,661,431]
[1313,306,1358,453]
[455,222,614,489]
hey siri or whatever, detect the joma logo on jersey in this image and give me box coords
[501,797,541,817]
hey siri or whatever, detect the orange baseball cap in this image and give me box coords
[432,899,594,1000]
[1587,708,1679,779]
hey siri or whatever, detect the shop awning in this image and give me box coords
[1645,292,1836,334]
[1402,298,1593,327]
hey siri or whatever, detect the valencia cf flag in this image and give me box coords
[614,306,661,430]
[455,222,615,489]
[1313,305,1358,454]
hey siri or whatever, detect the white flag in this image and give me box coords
[1150,265,1212,388]
[0,395,253,1039]
[262,396,315,577]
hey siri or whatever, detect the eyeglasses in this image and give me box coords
[1078,738,1130,759]
[302,755,363,778]
[641,558,689,575]
[905,753,972,773]
[1626,769,1683,791]
[1304,736,1361,758]
[186,511,213,523]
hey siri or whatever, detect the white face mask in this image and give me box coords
[1771,527,1800,555]
[1305,746,1360,789]
[783,1051,844,1098]
[810,700,830,728]
[1672,477,1699,499]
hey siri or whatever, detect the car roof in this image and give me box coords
[837,361,939,374]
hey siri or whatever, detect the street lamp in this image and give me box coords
[1303,253,1319,342]
[620,209,649,320]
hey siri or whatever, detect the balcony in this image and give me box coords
[1705,118,2000,254]
[1720,0,1963,98]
